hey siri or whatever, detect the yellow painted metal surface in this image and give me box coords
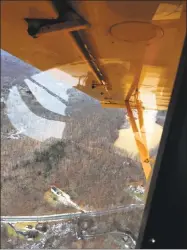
[1,1,186,110]
[1,1,80,69]
[126,102,152,181]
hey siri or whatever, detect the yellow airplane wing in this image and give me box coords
[1,1,186,111]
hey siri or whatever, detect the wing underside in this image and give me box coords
[1,0,186,110]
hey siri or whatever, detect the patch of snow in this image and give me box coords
[1,96,6,103]
[6,129,25,140]
[24,79,67,116]
[31,69,76,102]
[6,86,66,142]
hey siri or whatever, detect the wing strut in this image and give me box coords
[125,101,152,182]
